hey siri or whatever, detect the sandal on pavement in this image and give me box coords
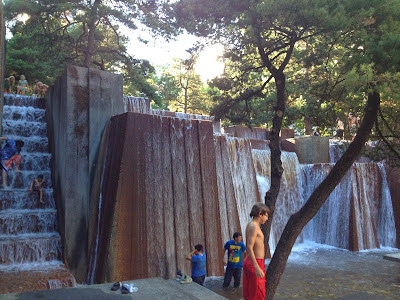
[111,282,121,291]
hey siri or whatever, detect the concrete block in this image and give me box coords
[280,128,294,139]
[89,113,224,284]
[46,66,124,282]
[294,136,330,164]
[223,125,269,140]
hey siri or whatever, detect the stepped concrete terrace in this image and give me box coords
[0,94,76,293]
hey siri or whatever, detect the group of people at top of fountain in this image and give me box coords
[312,112,359,141]
[0,137,45,202]
[4,75,49,98]
[185,202,270,300]
[335,112,359,141]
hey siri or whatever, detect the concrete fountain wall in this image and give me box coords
[89,113,224,283]
[43,68,399,284]
[46,66,124,282]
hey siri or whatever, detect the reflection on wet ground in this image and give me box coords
[204,242,400,299]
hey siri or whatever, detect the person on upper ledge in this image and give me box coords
[4,77,10,94]
[8,76,15,93]
[33,81,43,97]
[348,112,359,141]
[40,84,49,98]
[336,117,345,140]
[17,75,28,95]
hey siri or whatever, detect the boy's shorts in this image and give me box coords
[2,154,22,171]
[243,256,265,300]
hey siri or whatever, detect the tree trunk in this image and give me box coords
[84,21,95,68]
[264,91,380,300]
[84,0,101,68]
[184,77,189,113]
[262,70,286,258]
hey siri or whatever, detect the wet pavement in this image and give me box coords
[204,242,400,299]
[1,242,399,299]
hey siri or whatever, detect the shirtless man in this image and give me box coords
[336,118,345,140]
[243,203,270,300]
[348,112,359,140]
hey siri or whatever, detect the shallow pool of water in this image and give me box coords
[204,241,400,299]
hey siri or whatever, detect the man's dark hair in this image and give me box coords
[38,174,44,179]
[233,232,242,239]
[194,244,203,252]
[250,203,270,217]
[16,140,24,148]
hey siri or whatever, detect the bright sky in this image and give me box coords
[126,27,225,82]
[10,14,225,83]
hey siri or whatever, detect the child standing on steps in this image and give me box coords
[28,174,45,203]
[0,137,24,188]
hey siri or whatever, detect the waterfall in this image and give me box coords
[252,150,304,252]
[223,137,260,240]
[248,146,396,252]
[0,94,75,289]
[329,141,342,163]
[123,96,151,114]
[87,122,111,284]
[377,163,397,247]
[301,164,352,249]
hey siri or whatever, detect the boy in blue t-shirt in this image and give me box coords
[186,244,206,285]
[223,232,246,289]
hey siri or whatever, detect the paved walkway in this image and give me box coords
[0,277,226,300]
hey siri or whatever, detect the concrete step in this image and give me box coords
[0,263,76,294]
[0,233,61,264]
[0,209,57,235]
[3,106,46,123]
[4,136,48,153]
[4,95,46,109]
[383,252,400,263]
[0,190,55,210]
[2,120,47,137]
[2,172,52,190]
[14,153,51,171]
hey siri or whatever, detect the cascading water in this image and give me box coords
[0,94,75,292]
[252,149,305,252]
[223,137,261,239]
[249,142,396,252]
[301,164,352,249]
[378,163,397,247]
[123,96,151,114]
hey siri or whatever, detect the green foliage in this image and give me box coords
[4,0,177,98]
[174,0,400,139]
[154,57,211,115]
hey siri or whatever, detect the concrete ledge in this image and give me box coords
[0,277,227,300]
[383,252,400,263]
[294,136,330,164]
